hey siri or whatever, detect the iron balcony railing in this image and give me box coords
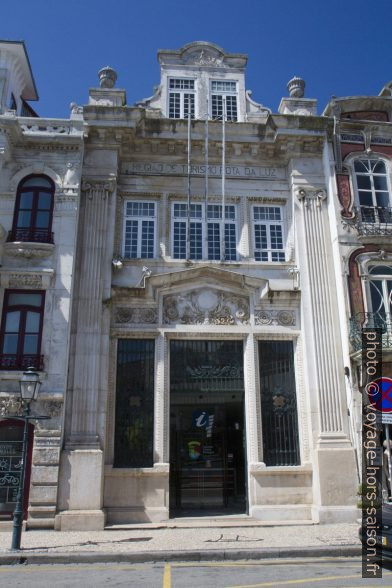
[349,312,392,352]
[0,354,44,371]
[346,206,392,237]
[7,228,54,244]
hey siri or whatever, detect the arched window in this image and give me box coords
[9,175,55,243]
[353,159,392,223]
[367,265,392,329]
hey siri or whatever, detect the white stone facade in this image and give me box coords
[0,40,365,530]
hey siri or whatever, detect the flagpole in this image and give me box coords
[186,112,191,260]
[204,98,209,252]
[221,97,226,262]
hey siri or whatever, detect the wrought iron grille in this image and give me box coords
[114,339,155,468]
[344,206,392,237]
[350,312,392,352]
[0,354,44,371]
[259,341,300,466]
[7,228,54,244]
[170,340,244,393]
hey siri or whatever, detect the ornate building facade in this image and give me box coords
[0,40,370,530]
[324,86,392,474]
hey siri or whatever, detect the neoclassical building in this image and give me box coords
[0,40,366,530]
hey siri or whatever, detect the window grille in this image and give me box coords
[259,340,300,466]
[114,339,155,468]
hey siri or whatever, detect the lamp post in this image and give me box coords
[10,367,41,551]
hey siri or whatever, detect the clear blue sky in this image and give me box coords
[2,0,392,118]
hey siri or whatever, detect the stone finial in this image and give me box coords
[287,76,305,98]
[98,66,117,89]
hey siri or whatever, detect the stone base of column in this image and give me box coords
[55,509,106,531]
[312,444,358,523]
[56,448,105,530]
[312,505,358,524]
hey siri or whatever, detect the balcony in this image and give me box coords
[6,228,54,244]
[0,354,44,371]
[349,312,392,352]
[345,206,392,238]
[4,229,54,260]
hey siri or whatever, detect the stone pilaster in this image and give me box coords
[295,186,357,522]
[68,179,115,446]
[56,178,116,531]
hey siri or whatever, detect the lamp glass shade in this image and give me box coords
[19,368,41,402]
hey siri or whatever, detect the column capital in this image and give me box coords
[81,177,116,197]
[296,187,327,206]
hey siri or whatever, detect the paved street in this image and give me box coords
[0,558,391,587]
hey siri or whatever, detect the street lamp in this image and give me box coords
[11,367,41,551]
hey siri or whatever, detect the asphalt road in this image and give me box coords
[0,557,391,587]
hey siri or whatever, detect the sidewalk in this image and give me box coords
[0,520,361,564]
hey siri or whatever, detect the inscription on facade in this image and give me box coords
[122,161,285,180]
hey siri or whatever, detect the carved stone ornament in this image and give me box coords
[41,400,63,418]
[0,397,24,417]
[8,274,42,288]
[296,188,327,207]
[163,288,249,326]
[115,307,157,324]
[185,49,223,67]
[4,242,54,260]
[255,309,296,326]
[81,179,116,199]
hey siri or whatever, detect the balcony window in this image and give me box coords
[168,78,195,119]
[0,290,45,371]
[211,80,238,122]
[354,159,391,223]
[368,265,392,326]
[9,176,54,243]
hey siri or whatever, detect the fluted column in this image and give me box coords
[154,333,168,464]
[68,179,115,447]
[296,187,347,438]
[243,334,261,463]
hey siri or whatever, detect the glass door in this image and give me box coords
[169,340,246,514]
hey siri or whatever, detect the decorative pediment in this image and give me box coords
[146,265,267,301]
[163,287,249,326]
[158,42,247,70]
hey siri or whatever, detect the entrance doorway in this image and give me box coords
[169,340,247,515]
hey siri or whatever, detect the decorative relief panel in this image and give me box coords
[163,288,249,326]
[0,396,24,417]
[0,271,53,290]
[114,307,157,325]
[255,309,296,327]
[9,274,43,288]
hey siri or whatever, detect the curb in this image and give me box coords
[0,545,362,566]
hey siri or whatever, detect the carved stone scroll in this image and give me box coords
[163,288,249,326]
